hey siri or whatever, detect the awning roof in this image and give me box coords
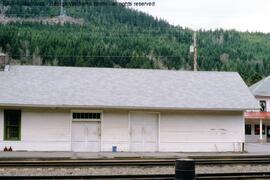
[245,112,270,119]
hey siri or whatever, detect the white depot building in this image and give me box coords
[0,65,258,152]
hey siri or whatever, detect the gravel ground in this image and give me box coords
[197,164,270,174]
[0,166,174,176]
[0,164,270,176]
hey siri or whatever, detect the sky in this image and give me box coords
[120,0,270,33]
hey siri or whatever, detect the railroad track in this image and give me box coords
[0,159,174,167]
[0,174,175,180]
[2,155,270,166]
[1,172,270,180]
[1,155,270,179]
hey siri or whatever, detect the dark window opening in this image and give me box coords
[245,124,252,135]
[73,112,101,120]
[255,124,265,135]
[4,110,21,141]
[260,100,267,112]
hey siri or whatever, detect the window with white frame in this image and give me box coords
[260,100,267,112]
[72,112,101,120]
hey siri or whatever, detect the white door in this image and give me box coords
[130,112,158,152]
[72,121,101,152]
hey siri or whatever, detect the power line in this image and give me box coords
[11,55,182,58]
[0,25,190,36]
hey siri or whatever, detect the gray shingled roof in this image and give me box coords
[250,76,270,97]
[0,65,258,110]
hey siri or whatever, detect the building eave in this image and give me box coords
[0,103,257,112]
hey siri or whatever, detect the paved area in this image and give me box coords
[246,143,270,154]
[0,143,269,160]
[0,151,256,160]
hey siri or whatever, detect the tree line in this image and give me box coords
[0,0,270,85]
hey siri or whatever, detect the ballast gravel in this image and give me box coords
[0,166,173,176]
[198,164,270,174]
[0,164,270,176]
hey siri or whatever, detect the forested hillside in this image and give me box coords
[0,0,270,85]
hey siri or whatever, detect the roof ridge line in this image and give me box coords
[11,65,238,74]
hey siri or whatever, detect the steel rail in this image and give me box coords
[0,159,175,167]
[2,172,270,180]
[2,157,270,166]
[0,174,175,180]
[1,155,270,168]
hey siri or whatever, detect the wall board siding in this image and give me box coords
[0,108,244,152]
[0,109,3,141]
[160,142,242,152]
[159,111,244,152]
[0,109,71,151]
[101,110,129,152]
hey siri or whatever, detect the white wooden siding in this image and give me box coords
[0,108,244,152]
[72,121,101,152]
[0,109,3,141]
[101,110,130,152]
[130,112,158,152]
[0,109,71,151]
[159,111,244,152]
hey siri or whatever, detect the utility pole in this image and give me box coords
[189,31,198,71]
[60,0,64,17]
[59,0,66,25]
[193,31,198,71]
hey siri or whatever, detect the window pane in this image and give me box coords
[4,110,21,140]
[7,127,19,140]
[245,124,251,135]
[7,118,19,126]
[89,113,93,119]
[255,124,266,135]
[260,100,267,112]
[81,113,85,119]
[73,112,101,120]
[255,124,259,135]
